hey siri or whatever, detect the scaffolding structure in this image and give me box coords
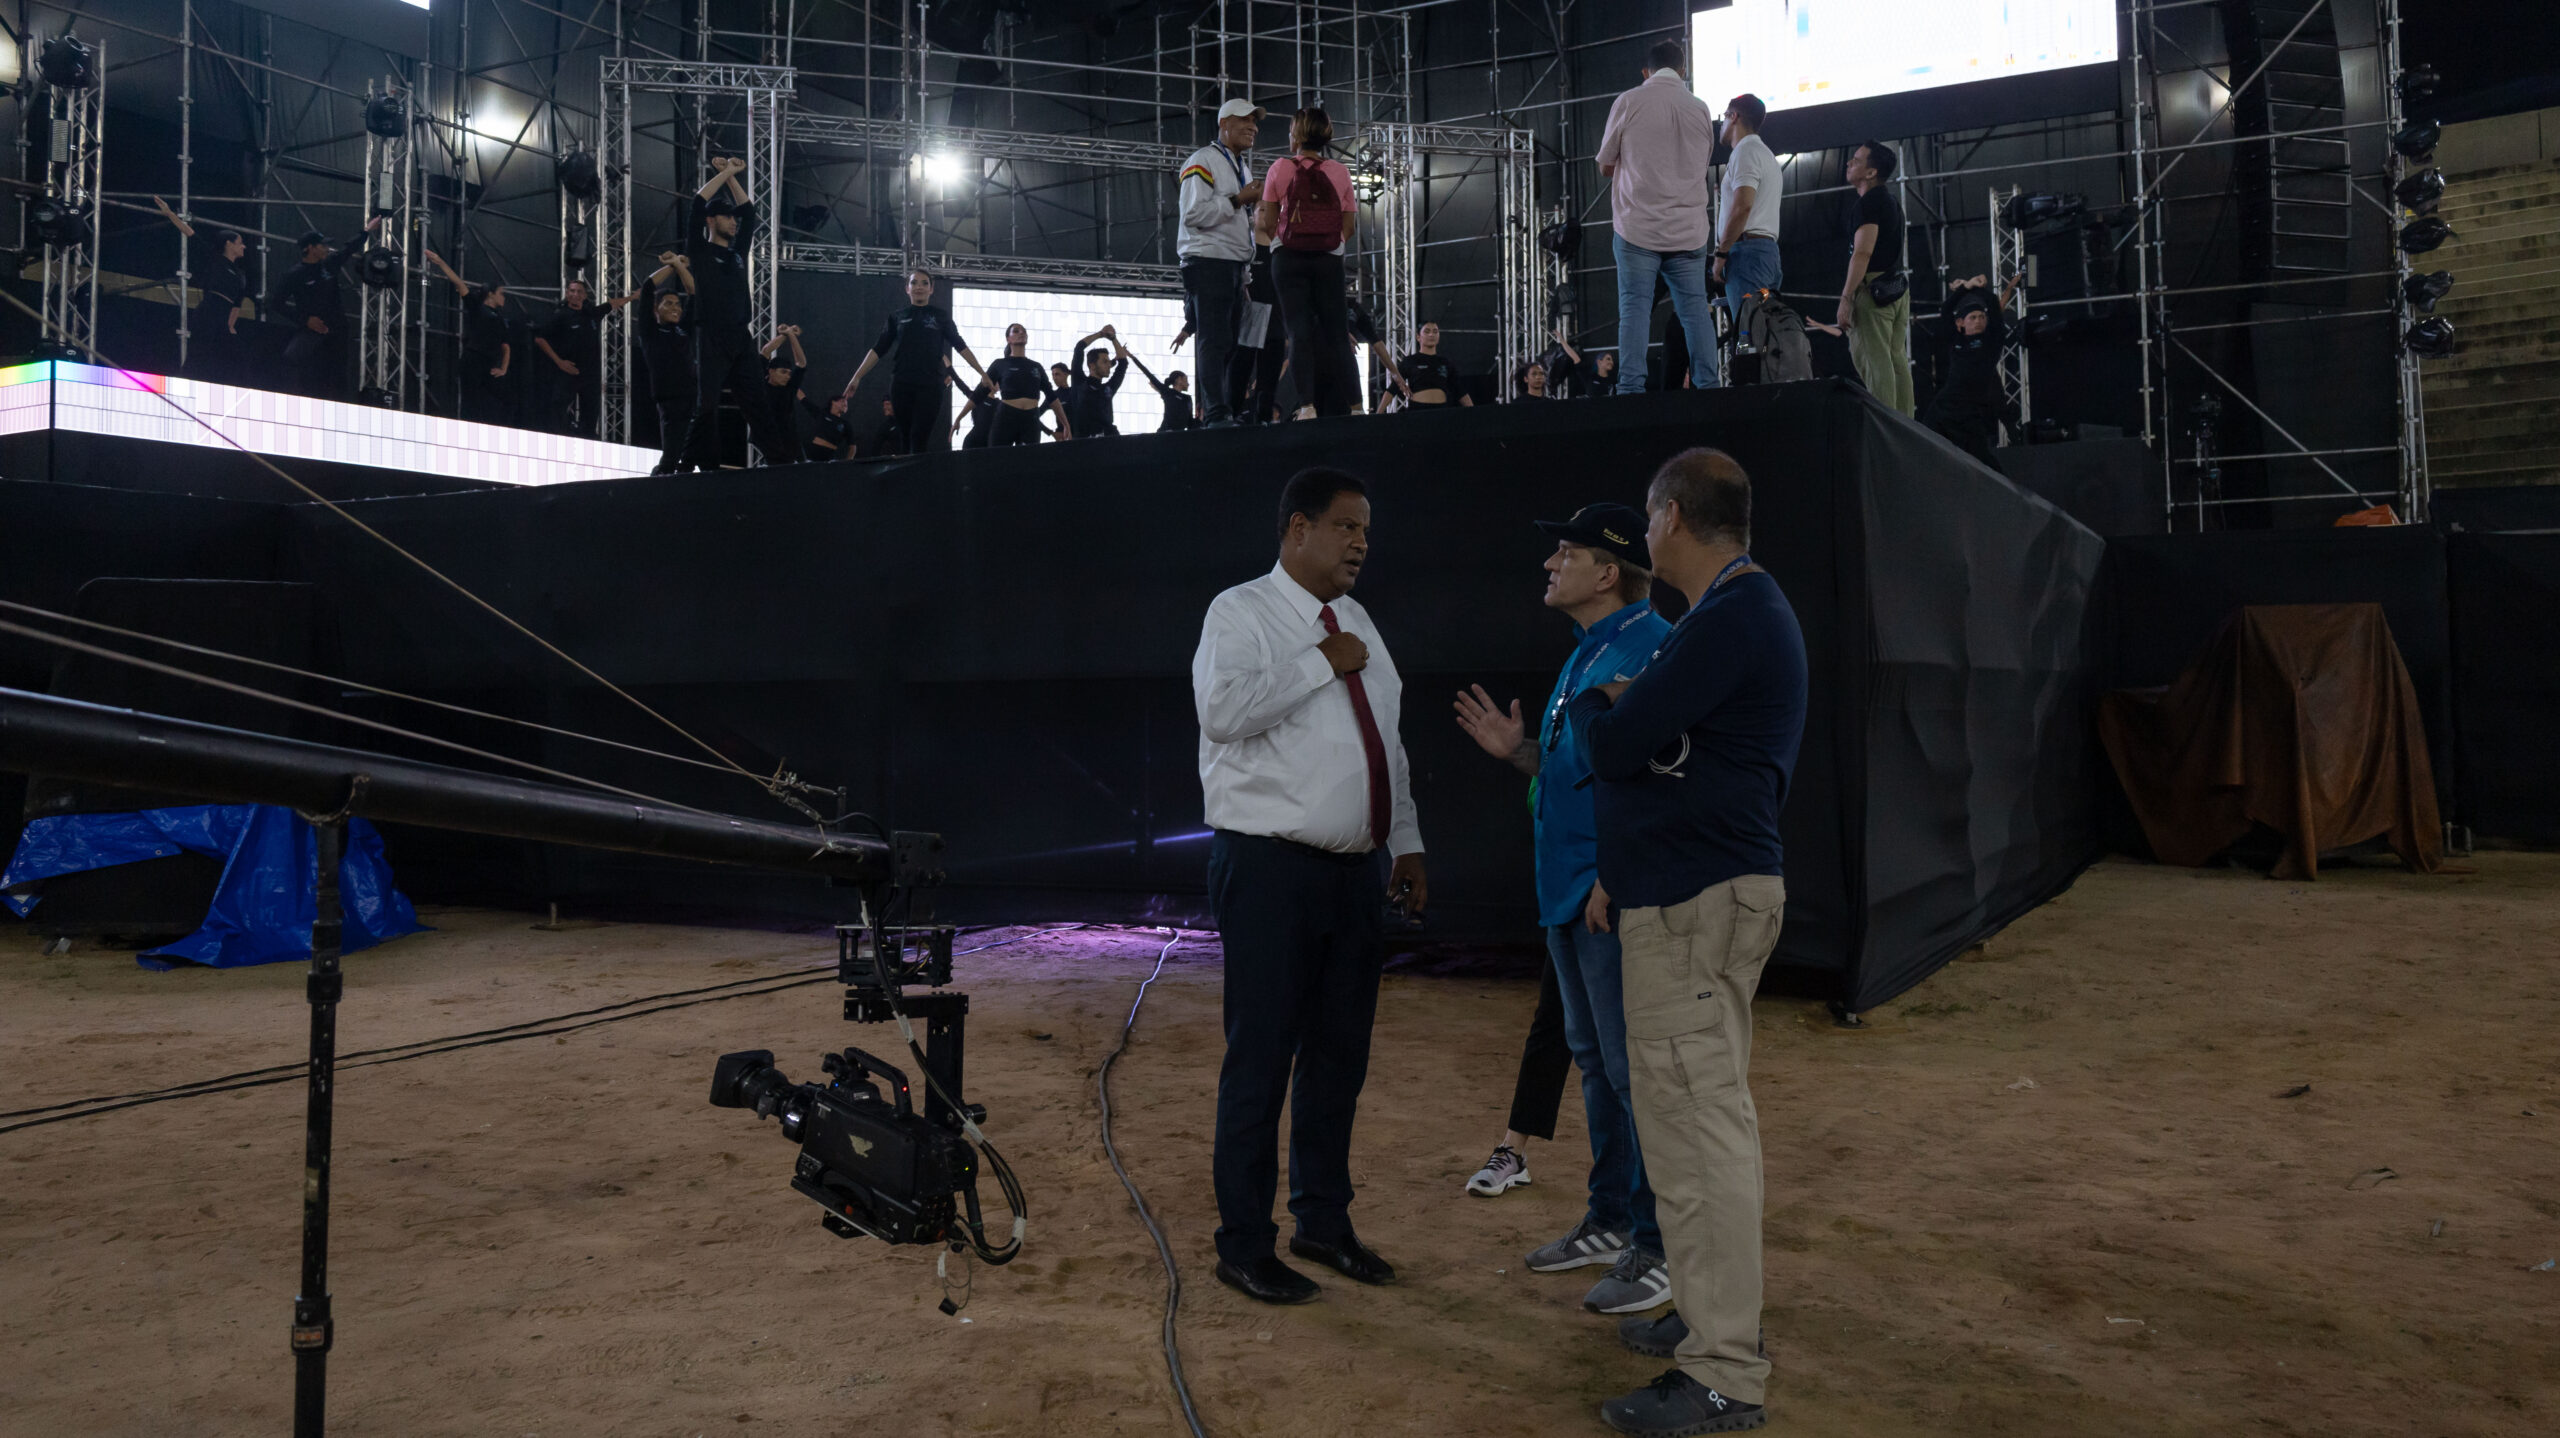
[599,58,793,445]
[31,34,106,363]
[1987,186,2033,432]
[356,82,422,408]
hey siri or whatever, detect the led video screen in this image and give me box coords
[1690,0,2120,151]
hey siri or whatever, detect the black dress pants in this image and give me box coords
[688,332,789,468]
[185,311,246,386]
[551,366,603,438]
[1208,830,1386,1266]
[1181,257,1247,422]
[461,362,512,426]
[651,396,694,474]
[1270,247,1358,418]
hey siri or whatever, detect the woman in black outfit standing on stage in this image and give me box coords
[151,196,252,385]
[982,322,1070,445]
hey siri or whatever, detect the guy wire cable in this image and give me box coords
[0,597,821,796]
[0,616,706,812]
[0,284,812,822]
[0,926,1067,1134]
[1097,927,1208,1438]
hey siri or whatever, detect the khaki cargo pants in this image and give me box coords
[1618,873,1785,1404]
[1849,286,1915,416]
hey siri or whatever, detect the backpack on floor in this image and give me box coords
[1277,156,1345,251]
[1731,288,1812,384]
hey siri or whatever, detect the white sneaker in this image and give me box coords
[1464,1144,1532,1196]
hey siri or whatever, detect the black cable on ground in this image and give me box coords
[0,927,1053,1135]
[1097,928,1207,1438]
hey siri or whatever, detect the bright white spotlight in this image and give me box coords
[922,153,968,187]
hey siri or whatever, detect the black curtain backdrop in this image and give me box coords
[2446,534,2560,843]
[6,386,2105,1010]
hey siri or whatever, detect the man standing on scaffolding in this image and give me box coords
[1178,99,1265,427]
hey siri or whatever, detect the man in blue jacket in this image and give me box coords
[1454,504,1674,1318]
[1570,447,1807,1436]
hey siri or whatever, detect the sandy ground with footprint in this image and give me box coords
[3,853,2556,1436]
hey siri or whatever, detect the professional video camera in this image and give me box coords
[707,830,1024,1274]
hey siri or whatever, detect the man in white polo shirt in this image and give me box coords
[1597,39,1721,393]
[1712,93,1785,321]
[1178,99,1265,425]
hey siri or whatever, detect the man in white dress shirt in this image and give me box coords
[1192,466,1428,1306]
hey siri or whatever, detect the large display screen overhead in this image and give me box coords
[1689,0,2119,152]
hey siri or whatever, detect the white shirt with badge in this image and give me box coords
[1192,562,1424,857]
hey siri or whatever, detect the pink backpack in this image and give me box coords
[1277,156,1345,251]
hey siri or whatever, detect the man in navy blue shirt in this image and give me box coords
[1454,504,1674,1318]
[1568,447,1806,1436]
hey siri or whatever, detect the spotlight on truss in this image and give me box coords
[2397,216,2456,254]
[364,93,407,140]
[2394,64,2439,105]
[2401,270,2454,314]
[2403,316,2456,359]
[2001,192,2085,231]
[27,196,91,249]
[2393,168,2445,214]
[556,148,601,203]
[2391,120,2440,161]
[38,32,95,90]
[918,152,969,187]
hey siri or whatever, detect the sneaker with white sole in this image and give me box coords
[1464,1144,1532,1196]
[1583,1245,1672,1314]
[1525,1216,1629,1271]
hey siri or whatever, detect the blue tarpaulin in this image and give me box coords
[2,805,426,969]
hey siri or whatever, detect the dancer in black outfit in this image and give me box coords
[423,248,514,425]
[268,217,381,398]
[754,324,809,464]
[807,392,858,459]
[1920,273,2021,468]
[1063,326,1131,439]
[681,156,792,468]
[1398,320,1470,409]
[979,323,1069,446]
[150,196,252,385]
[843,267,986,456]
[532,278,637,437]
[636,256,699,474]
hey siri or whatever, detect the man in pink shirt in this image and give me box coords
[1596,40,1722,394]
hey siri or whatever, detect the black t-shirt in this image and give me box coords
[461,292,510,364]
[985,355,1055,403]
[871,305,966,385]
[540,303,603,364]
[1152,376,1195,431]
[194,242,249,317]
[806,402,856,455]
[1851,186,1905,280]
[687,197,757,335]
[763,362,805,426]
[1063,346,1127,436]
[1932,297,2007,419]
[269,237,360,327]
[640,319,696,400]
[1401,351,1459,401]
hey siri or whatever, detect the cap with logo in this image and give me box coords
[1534,502,1651,574]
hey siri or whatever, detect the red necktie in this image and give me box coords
[1319,604,1394,852]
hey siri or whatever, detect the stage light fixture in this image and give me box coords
[2001,191,2085,232]
[2394,168,2445,213]
[37,32,94,90]
[2403,316,2457,359]
[357,246,403,290]
[556,148,601,203]
[920,152,968,188]
[364,93,407,139]
[2391,120,2440,161]
[2397,216,2456,255]
[27,196,91,249]
[2022,312,2073,346]
[1538,219,1581,262]
[565,225,595,268]
[2395,64,2439,105]
[2401,270,2454,314]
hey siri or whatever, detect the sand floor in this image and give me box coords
[2,854,2556,1437]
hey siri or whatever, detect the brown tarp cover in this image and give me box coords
[2098,604,2443,879]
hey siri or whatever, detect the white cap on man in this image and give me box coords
[1216,98,1266,123]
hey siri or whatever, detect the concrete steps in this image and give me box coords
[2422,163,2560,494]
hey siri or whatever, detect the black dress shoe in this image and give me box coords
[1215,1256,1319,1305]
[1288,1232,1395,1285]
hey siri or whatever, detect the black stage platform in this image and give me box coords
[9,384,2112,1010]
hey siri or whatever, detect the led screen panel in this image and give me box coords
[1690,0,2120,152]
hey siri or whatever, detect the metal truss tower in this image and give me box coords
[357,81,419,408]
[31,34,105,361]
[599,58,793,446]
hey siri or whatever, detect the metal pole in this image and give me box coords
[178,0,195,370]
[289,816,345,1438]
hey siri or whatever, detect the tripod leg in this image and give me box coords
[292,818,345,1438]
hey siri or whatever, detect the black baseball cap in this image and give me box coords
[298,230,329,248]
[1952,288,1994,318]
[702,195,739,217]
[1535,502,1651,572]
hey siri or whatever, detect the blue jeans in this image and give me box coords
[1613,233,1718,394]
[1722,234,1784,310]
[1548,917,1661,1255]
